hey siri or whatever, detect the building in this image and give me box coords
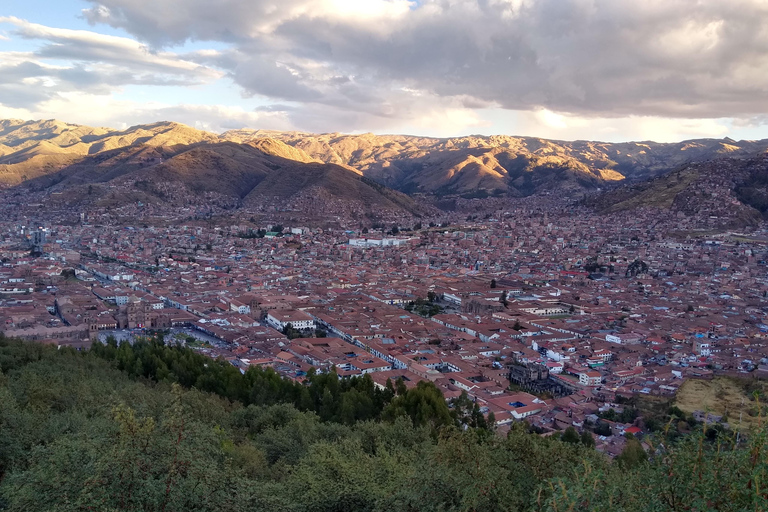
[694,339,711,356]
[579,371,602,386]
[266,309,315,331]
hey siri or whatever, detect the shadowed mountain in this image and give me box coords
[15,135,424,216]
[585,153,768,228]
[244,162,416,211]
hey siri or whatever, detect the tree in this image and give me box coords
[616,434,647,468]
[383,381,452,429]
[282,323,300,339]
[500,290,509,307]
[490,279,497,289]
[580,430,595,448]
[394,377,407,396]
[561,426,580,444]
[362,227,369,234]
[626,259,649,278]
[594,420,612,436]
[486,411,496,430]
[59,268,76,280]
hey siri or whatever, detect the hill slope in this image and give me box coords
[0,120,220,187]
[586,154,768,228]
[17,135,424,217]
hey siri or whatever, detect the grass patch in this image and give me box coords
[604,170,699,213]
[675,377,768,429]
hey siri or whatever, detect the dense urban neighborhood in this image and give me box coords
[3,190,767,457]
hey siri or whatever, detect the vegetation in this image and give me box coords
[89,336,392,425]
[598,406,639,424]
[404,297,443,317]
[236,228,267,239]
[1,335,768,511]
[735,167,768,216]
[625,259,649,277]
[674,377,768,429]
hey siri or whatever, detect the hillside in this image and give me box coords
[585,154,768,228]
[1,336,768,511]
[244,162,418,212]
[0,120,220,187]
[13,136,425,217]
[675,377,768,430]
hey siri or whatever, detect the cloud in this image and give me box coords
[82,0,415,46]
[0,91,294,133]
[514,111,730,143]
[4,2,768,139]
[0,17,221,109]
[78,0,768,125]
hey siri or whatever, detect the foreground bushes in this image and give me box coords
[0,336,767,511]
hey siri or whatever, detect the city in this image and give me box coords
[3,190,767,458]
[3,0,768,508]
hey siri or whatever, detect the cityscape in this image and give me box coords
[3,183,768,457]
[3,0,768,509]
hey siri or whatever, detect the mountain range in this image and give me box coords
[2,118,768,217]
[0,119,422,216]
[222,129,768,197]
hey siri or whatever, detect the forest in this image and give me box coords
[1,334,767,511]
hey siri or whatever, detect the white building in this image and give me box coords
[348,237,413,248]
[605,332,643,345]
[694,339,711,356]
[266,309,315,331]
[579,371,602,386]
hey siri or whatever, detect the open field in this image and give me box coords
[675,377,768,429]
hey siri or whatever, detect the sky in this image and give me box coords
[2,0,768,141]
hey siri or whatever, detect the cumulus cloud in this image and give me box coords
[3,1,768,138]
[0,17,221,109]
[1,92,294,133]
[78,0,768,124]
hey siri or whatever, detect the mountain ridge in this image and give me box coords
[3,118,768,200]
[12,135,427,218]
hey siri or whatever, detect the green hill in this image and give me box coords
[0,335,767,511]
